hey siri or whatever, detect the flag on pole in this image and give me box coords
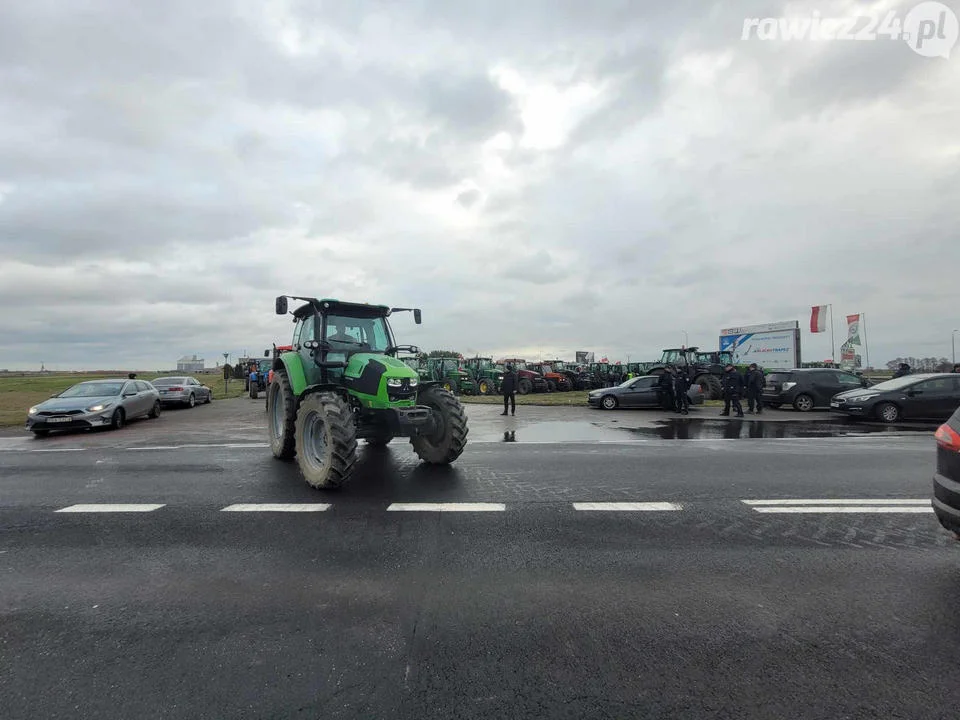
[810,305,828,333]
[846,314,861,345]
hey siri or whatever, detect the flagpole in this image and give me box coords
[861,312,869,369]
[829,304,836,366]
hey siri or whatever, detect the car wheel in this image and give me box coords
[187,393,196,408]
[601,395,618,410]
[876,402,900,423]
[110,408,125,430]
[149,400,161,419]
[792,394,814,412]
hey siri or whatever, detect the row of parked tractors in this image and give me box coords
[398,347,735,401]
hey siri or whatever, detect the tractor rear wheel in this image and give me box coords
[411,386,468,464]
[518,377,533,395]
[267,370,297,459]
[249,382,258,399]
[294,392,358,489]
[695,374,722,400]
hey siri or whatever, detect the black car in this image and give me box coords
[830,373,960,423]
[933,405,960,537]
[761,368,870,412]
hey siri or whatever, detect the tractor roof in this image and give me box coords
[292,298,392,320]
[663,347,699,352]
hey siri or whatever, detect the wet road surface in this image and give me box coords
[1,399,957,719]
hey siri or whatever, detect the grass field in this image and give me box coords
[0,372,248,428]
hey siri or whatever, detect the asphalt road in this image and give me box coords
[1,399,957,719]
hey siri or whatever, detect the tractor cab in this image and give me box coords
[658,347,697,368]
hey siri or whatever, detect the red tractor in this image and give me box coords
[497,358,549,394]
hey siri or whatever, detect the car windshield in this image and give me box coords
[324,314,392,351]
[58,382,124,397]
[868,376,926,391]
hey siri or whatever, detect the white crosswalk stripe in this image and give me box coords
[572,502,683,511]
[55,504,166,513]
[743,498,931,514]
[220,503,330,512]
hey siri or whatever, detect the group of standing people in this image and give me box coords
[656,365,693,415]
[719,363,765,417]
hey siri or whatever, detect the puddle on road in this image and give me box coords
[480,418,935,443]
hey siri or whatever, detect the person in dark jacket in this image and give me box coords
[500,364,518,416]
[720,364,745,417]
[744,363,764,414]
[892,363,911,378]
[658,365,676,411]
[673,367,690,415]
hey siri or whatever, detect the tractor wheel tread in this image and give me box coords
[410,386,469,464]
[267,370,297,459]
[294,392,358,489]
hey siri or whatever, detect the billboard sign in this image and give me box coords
[719,321,800,370]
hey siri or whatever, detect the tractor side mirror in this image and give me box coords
[414,309,422,324]
[275,296,288,315]
[264,350,270,357]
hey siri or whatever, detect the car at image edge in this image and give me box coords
[25,378,161,436]
[152,376,213,407]
[588,375,705,410]
[830,373,960,423]
[933,405,960,537]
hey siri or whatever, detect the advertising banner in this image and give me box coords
[719,321,801,370]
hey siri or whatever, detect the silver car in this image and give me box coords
[151,376,213,407]
[26,378,161,436]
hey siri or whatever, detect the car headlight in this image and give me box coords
[86,403,112,412]
[28,406,38,415]
[845,395,875,403]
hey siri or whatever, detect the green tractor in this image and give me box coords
[644,347,727,400]
[426,357,477,395]
[463,357,504,395]
[266,296,469,489]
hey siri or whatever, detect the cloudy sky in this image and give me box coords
[1,0,958,371]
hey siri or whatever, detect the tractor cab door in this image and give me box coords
[295,315,324,384]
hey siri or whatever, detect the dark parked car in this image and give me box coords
[588,375,704,410]
[830,373,960,423]
[761,368,870,412]
[25,378,161,436]
[933,405,960,537]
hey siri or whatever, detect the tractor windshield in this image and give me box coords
[324,314,393,352]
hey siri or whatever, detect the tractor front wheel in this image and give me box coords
[478,378,494,395]
[695,374,723,401]
[294,392,358,489]
[517,377,533,395]
[411,386,468,464]
[267,370,297,459]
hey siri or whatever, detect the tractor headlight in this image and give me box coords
[386,378,403,388]
[409,378,418,387]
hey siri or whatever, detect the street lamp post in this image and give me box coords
[953,330,958,365]
[681,330,689,348]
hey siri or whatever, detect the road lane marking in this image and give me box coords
[387,503,506,512]
[572,502,683,511]
[743,499,929,506]
[743,498,931,513]
[55,504,166,513]
[31,448,85,453]
[220,504,331,512]
[751,506,931,513]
